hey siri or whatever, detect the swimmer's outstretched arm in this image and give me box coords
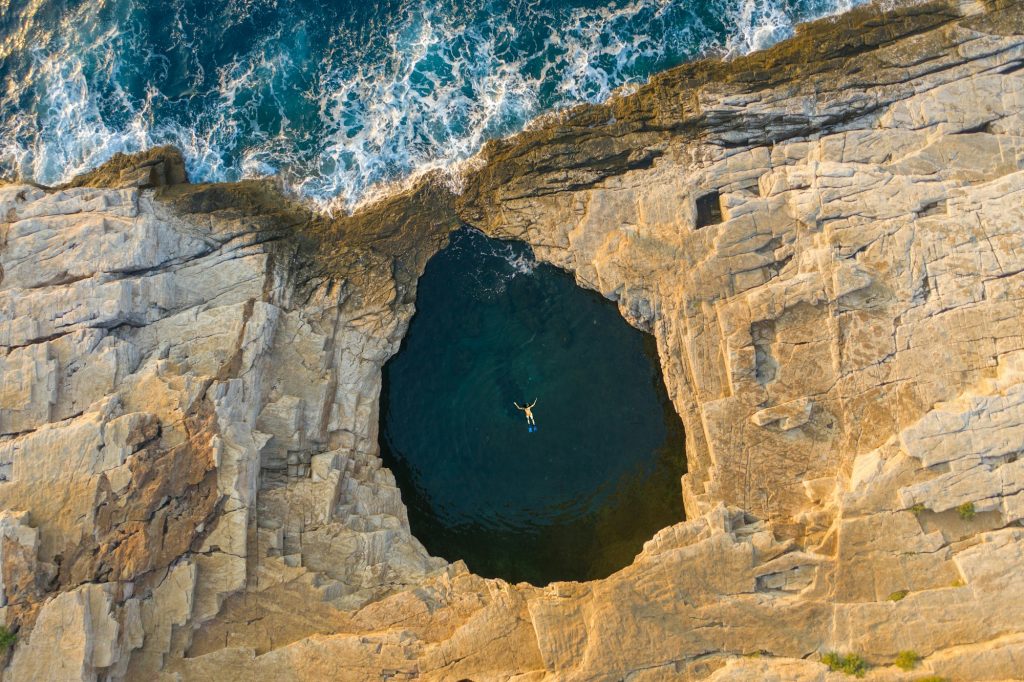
[528,398,537,408]
[514,402,523,410]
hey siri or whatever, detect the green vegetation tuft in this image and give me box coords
[894,650,920,670]
[910,503,927,515]
[888,589,909,602]
[916,677,947,682]
[950,578,965,588]
[821,651,868,677]
[957,502,976,520]
[0,626,16,651]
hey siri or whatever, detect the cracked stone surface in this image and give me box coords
[1,0,1023,680]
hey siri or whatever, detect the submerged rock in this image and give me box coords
[0,0,1023,679]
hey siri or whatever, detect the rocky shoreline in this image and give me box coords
[1,0,1023,679]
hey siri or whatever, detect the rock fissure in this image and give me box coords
[0,0,1023,679]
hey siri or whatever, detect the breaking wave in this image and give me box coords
[0,0,862,211]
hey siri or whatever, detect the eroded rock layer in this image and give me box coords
[1,0,1023,679]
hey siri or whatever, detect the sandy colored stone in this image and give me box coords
[1,0,1023,680]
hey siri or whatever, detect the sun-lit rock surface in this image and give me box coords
[1,0,1023,679]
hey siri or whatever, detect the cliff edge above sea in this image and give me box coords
[1,1,1023,679]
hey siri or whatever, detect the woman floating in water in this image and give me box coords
[514,399,538,431]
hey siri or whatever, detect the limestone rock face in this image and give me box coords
[1,1,1024,680]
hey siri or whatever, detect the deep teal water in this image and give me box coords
[380,228,686,584]
[0,0,862,209]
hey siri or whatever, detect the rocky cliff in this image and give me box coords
[1,0,1023,679]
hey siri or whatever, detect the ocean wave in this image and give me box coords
[0,0,868,210]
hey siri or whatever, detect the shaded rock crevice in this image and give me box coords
[0,0,1023,680]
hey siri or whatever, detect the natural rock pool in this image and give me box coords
[379,228,686,585]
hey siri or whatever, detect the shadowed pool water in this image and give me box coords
[379,228,685,585]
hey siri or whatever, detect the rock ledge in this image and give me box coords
[1,0,1023,679]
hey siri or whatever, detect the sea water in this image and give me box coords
[1,0,861,210]
[1,0,866,584]
[379,228,686,584]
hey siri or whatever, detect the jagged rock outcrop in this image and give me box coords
[1,0,1023,679]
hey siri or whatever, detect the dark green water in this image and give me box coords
[379,228,685,585]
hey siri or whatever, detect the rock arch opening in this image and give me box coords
[379,227,686,585]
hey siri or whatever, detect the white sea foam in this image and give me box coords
[724,0,859,54]
[0,0,870,208]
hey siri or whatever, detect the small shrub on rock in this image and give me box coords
[0,626,16,651]
[888,589,909,601]
[894,650,920,670]
[957,502,976,520]
[822,651,868,677]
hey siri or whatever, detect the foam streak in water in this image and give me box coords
[0,0,869,207]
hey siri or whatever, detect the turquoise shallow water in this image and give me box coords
[1,0,861,208]
[380,228,686,585]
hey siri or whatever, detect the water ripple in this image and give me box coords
[1,0,861,208]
